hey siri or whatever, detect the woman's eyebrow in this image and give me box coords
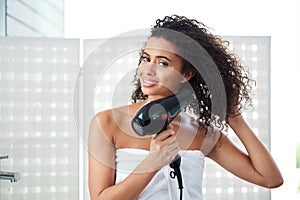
[156,55,172,62]
[143,51,172,62]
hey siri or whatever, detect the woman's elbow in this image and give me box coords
[263,175,284,189]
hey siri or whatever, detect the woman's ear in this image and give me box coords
[181,69,196,83]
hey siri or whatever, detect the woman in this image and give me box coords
[88,15,283,200]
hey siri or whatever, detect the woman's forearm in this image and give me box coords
[228,115,283,188]
[96,170,158,200]
[94,153,164,200]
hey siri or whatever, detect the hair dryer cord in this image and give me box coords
[169,154,183,200]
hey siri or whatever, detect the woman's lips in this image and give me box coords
[142,79,158,87]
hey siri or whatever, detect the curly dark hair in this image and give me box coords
[131,15,253,128]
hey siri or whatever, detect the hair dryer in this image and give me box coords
[131,88,194,136]
[131,88,194,199]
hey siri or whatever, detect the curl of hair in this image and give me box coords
[131,15,253,129]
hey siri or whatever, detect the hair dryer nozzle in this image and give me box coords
[131,88,194,136]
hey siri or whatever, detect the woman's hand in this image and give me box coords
[146,126,180,170]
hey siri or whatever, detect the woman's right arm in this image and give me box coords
[88,115,179,200]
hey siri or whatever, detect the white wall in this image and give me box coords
[6,0,64,37]
[64,0,300,199]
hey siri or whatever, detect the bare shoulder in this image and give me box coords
[94,105,128,124]
[94,109,113,125]
[92,105,132,138]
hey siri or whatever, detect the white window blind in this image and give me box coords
[0,37,79,200]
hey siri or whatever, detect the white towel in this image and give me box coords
[115,148,205,200]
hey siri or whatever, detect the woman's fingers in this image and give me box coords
[150,125,180,161]
[152,126,174,140]
[150,127,176,150]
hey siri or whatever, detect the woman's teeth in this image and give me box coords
[143,79,158,87]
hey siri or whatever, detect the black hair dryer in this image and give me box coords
[131,88,194,136]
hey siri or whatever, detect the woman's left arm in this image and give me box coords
[207,114,283,188]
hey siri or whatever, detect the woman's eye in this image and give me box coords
[141,56,150,62]
[158,61,169,67]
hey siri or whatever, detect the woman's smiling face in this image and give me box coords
[138,37,186,100]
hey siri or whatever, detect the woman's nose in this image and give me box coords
[141,63,156,76]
